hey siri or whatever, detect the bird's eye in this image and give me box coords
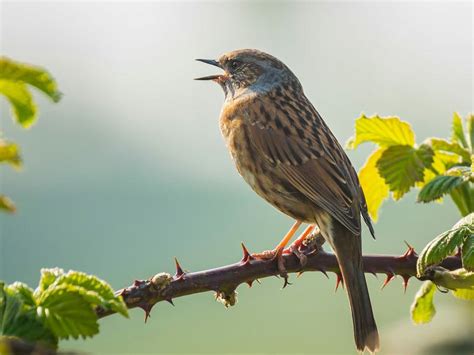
[230,60,240,70]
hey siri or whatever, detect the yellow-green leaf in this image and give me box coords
[424,138,471,164]
[346,114,415,149]
[358,148,389,221]
[0,57,61,103]
[0,139,21,168]
[452,112,469,149]
[466,114,474,152]
[36,285,99,340]
[411,281,436,324]
[0,80,36,128]
[0,195,16,213]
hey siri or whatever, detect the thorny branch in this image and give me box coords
[96,236,462,320]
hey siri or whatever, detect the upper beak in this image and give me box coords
[195,58,223,81]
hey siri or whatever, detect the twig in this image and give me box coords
[96,239,462,320]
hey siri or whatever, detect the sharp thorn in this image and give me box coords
[335,272,344,292]
[255,279,261,284]
[133,279,145,287]
[381,273,395,289]
[240,242,254,265]
[296,271,304,278]
[138,303,153,323]
[246,280,253,288]
[174,257,185,280]
[317,268,329,279]
[368,271,378,279]
[402,275,410,293]
[165,298,175,306]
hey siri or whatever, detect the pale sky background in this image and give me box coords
[0,1,472,354]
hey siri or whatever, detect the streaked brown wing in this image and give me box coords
[245,95,362,235]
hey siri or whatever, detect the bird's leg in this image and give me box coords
[282,225,316,268]
[252,220,302,277]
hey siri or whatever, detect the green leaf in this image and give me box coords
[462,235,474,271]
[417,214,474,275]
[0,195,16,213]
[418,175,465,203]
[449,183,474,217]
[37,268,65,295]
[424,138,471,164]
[377,144,434,200]
[56,271,128,317]
[466,114,474,152]
[5,283,35,308]
[0,57,61,103]
[0,139,21,168]
[358,148,390,221]
[0,283,57,348]
[411,281,436,324]
[452,112,469,149]
[36,285,99,340]
[0,80,36,128]
[346,114,415,149]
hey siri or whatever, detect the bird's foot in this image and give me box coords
[282,228,326,269]
[252,247,289,284]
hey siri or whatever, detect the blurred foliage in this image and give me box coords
[0,269,128,352]
[411,281,436,324]
[348,113,474,324]
[0,57,61,213]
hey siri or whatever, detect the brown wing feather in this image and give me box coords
[245,94,364,235]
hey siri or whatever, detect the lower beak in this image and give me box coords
[195,58,223,81]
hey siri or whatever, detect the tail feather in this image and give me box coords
[326,220,380,352]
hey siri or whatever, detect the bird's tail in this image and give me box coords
[327,222,380,353]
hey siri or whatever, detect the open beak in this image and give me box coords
[194,59,223,81]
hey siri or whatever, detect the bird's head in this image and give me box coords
[195,49,300,99]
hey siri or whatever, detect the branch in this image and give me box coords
[97,238,462,320]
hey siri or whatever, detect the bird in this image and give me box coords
[196,49,380,353]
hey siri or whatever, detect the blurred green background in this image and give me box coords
[1,1,472,354]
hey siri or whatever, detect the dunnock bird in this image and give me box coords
[196,49,379,353]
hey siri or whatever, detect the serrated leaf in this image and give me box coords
[377,144,434,200]
[37,268,64,295]
[56,271,128,317]
[0,195,16,213]
[37,285,99,340]
[346,114,415,149]
[358,148,389,221]
[462,235,474,271]
[424,138,471,164]
[452,112,469,149]
[5,283,35,308]
[417,214,474,275]
[0,283,57,348]
[0,139,21,168]
[411,281,436,324]
[418,175,465,203]
[0,57,61,103]
[0,80,36,128]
